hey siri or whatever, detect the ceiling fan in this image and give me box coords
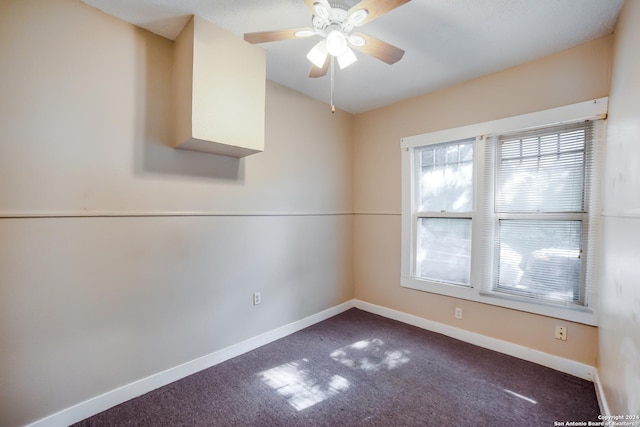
[243,0,411,78]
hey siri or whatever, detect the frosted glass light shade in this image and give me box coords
[307,41,328,68]
[337,47,357,69]
[326,30,347,56]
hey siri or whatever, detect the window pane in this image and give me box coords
[496,220,583,304]
[496,129,586,213]
[418,140,473,212]
[417,218,471,286]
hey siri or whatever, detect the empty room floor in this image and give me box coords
[74,309,600,426]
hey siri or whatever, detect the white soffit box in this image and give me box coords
[173,16,266,158]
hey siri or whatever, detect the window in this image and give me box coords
[490,123,594,306]
[401,99,607,325]
[415,139,474,286]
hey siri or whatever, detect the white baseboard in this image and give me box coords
[28,299,597,426]
[593,369,611,416]
[26,300,356,427]
[353,300,596,381]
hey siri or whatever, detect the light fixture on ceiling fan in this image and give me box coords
[244,0,410,112]
[302,1,367,71]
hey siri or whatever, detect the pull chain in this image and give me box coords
[330,56,335,114]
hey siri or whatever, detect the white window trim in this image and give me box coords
[400,98,608,326]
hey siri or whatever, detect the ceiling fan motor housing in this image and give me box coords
[313,2,354,35]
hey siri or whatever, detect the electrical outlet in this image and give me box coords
[253,292,261,306]
[454,307,463,320]
[555,326,567,341]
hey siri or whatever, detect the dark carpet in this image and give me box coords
[73,308,600,426]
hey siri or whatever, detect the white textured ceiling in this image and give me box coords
[81,0,623,114]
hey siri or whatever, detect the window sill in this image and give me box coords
[401,276,597,326]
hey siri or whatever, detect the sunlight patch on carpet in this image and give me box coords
[504,389,537,404]
[259,358,350,411]
[330,338,411,371]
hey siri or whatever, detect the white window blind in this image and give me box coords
[481,121,604,307]
[496,126,588,213]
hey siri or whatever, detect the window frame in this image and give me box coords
[413,139,475,287]
[400,98,608,325]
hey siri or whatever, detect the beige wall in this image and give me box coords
[353,36,614,365]
[598,0,640,415]
[0,1,353,426]
[1,0,633,425]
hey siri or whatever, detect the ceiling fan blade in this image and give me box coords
[309,55,330,78]
[350,32,405,64]
[348,0,411,26]
[304,0,332,17]
[244,27,313,44]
